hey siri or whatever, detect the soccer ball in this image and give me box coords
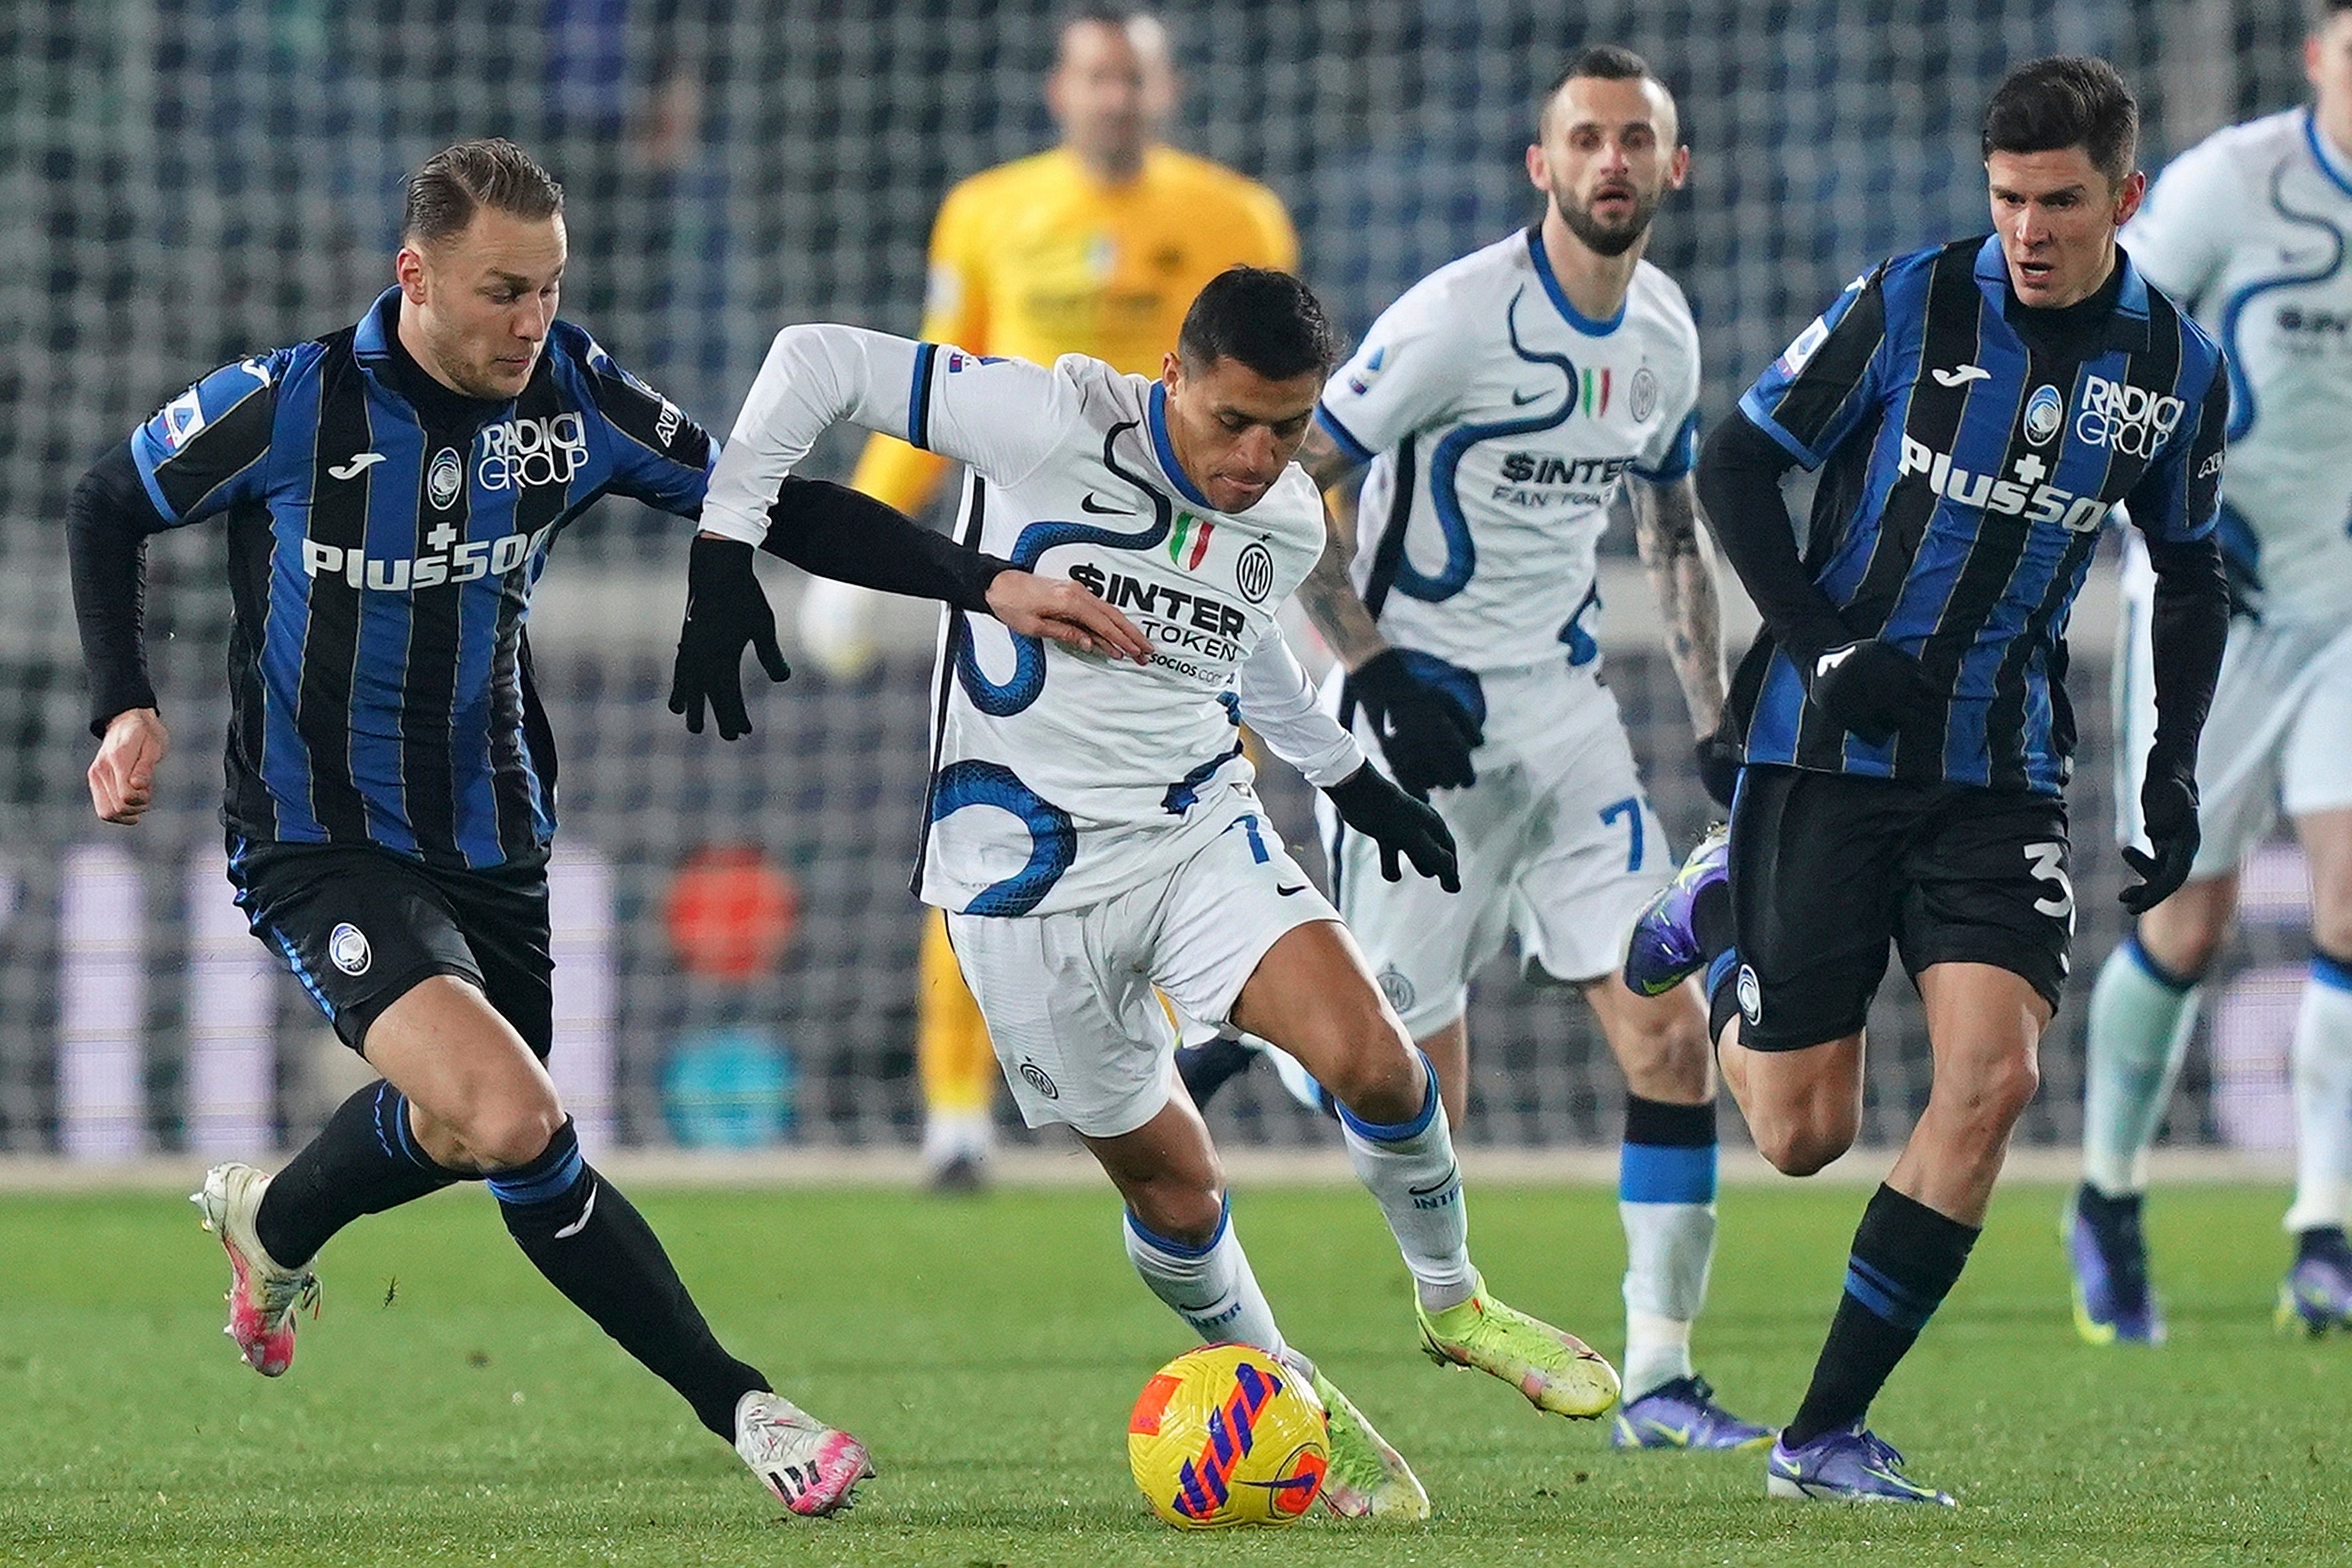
[1127,1343,1329,1528]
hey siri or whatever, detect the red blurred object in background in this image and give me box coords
[664,846,799,981]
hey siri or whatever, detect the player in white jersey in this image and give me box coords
[1293,46,1765,1450]
[2071,3,2352,1342]
[686,267,1626,1518]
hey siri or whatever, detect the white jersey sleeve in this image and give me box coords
[700,325,1074,544]
[1233,632,1366,787]
[2122,135,2239,307]
[1314,280,1474,463]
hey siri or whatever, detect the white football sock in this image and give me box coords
[1618,1100,1719,1401]
[1338,1052,1475,1312]
[2081,936,2203,1196]
[2287,955,2352,1234]
[1123,1200,1287,1355]
[1620,1204,1714,1400]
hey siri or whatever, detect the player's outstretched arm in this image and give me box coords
[1696,413,1934,745]
[1294,422,1483,793]
[1630,474,1735,805]
[2119,370,2232,912]
[68,443,175,821]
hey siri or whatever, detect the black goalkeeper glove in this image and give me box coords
[1694,721,1743,810]
[2121,746,2201,914]
[668,535,793,741]
[1325,763,1460,892]
[1342,647,1484,795]
[1806,639,1939,746]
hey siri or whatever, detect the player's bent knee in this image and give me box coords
[1752,1112,1855,1177]
[467,1096,566,1172]
[1131,1180,1226,1249]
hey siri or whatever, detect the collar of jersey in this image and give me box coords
[1970,234,2152,353]
[2303,108,2352,201]
[1146,380,1219,510]
[353,287,405,363]
[1524,226,1626,337]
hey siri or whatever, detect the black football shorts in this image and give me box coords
[1725,765,2072,1052]
[226,836,554,1058]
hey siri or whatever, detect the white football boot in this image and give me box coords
[734,1391,876,1517]
[191,1162,319,1377]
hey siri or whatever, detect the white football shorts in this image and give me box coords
[1318,659,1670,1038]
[944,790,1338,1137]
[2115,536,2352,876]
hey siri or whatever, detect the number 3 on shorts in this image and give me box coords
[2023,840,2073,923]
[1601,797,1646,874]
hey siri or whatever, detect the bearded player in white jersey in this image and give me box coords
[1276,46,1766,1450]
[2071,3,2352,1342]
[676,268,1624,1518]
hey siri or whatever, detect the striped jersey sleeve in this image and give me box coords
[570,332,718,514]
[1737,268,1889,468]
[129,348,300,525]
[2128,351,2231,544]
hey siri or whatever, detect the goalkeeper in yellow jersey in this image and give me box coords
[811,5,1298,1189]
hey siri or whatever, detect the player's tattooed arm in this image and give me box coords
[1294,422,1388,671]
[1630,474,1727,736]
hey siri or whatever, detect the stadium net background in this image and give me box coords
[0,0,2323,1158]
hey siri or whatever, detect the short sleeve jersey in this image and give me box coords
[1734,236,2227,793]
[127,288,716,867]
[2123,108,2352,624]
[1313,228,1701,674]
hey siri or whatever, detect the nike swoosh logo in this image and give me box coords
[1080,492,1135,515]
[553,1181,598,1239]
[1275,883,1309,896]
[1644,1420,1694,1447]
[1930,364,1991,387]
[1510,386,1549,406]
[1814,644,1856,677]
[1407,1163,1458,1196]
[328,452,387,480]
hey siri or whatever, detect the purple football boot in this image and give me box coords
[2278,1227,2352,1336]
[1623,823,1729,998]
[1609,1375,1774,1450]
[1766,1426,1954,1506]
[2065,1185,2165,1346]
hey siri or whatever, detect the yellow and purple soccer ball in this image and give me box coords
[1126,1343,1329,1529]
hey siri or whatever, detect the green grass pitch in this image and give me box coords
[0,1178,2345,1566]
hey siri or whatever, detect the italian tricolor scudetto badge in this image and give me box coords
[1168,510,1215,570]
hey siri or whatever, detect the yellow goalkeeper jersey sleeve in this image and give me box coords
[848,144,1300,515]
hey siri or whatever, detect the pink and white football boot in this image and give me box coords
[191,1162,319,1377]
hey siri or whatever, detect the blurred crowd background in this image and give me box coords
[0,0,2323,1157]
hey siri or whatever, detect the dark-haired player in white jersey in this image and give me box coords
[676,266,1629,1520]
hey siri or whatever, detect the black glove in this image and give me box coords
[1694,722,1743,810]
[1343,647,1483,795]
[1806,639,1938,746]
[2120,747,2201,913]
[1325,763,1460,892]
[668,535,793,741]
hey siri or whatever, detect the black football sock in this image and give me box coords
[1782,1184,1978,1448]
[256,1080,468,1265]
[2297,1223,2352,1265]
[492,1118,769,1439]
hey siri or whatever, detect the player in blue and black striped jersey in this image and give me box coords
[1624,59,2233,1503]
[65,138,1139,1517]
